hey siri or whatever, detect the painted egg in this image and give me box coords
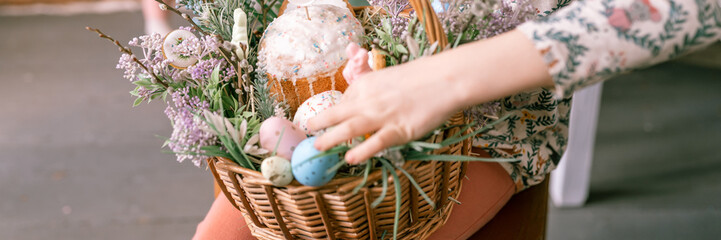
[261,156,294,187]
[259,117,307,160]
[293,90,343,135]
[291,137,340,187]
[162,29,199,69]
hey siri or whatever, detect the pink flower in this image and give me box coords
[641,0,662,22]
[342,43,372,85]
[608,8,631,31]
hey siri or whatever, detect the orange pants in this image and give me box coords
[193,161,514,240]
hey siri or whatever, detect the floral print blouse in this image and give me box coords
[474,0,721,192]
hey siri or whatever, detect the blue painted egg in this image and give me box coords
[291,137,340,187]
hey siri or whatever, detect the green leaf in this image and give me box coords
[133,79,153,87]
[371,167,388,208]
[376,29,392,43]
[352,160,373,194]
[325,159,346,175]
[382,19,393,34]
[394,163,435,209]
[236,148,257,171]
[395,44,408,54]
[129,87,140,97]
[200,145,234,159]
[272,127,286,156]
[379,159,402,240]
[150,92,163,101]
[440,114,511,146]
[210,65,222,86]
[408,141,442,150]
[293,145,350,168]
[405,152,519,162]
[133,97,144,107]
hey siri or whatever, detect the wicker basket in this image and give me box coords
[208,0,469,239]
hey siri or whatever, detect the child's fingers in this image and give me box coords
[345,126,404,164]
[314,116,376,151]
[307,101,354,132]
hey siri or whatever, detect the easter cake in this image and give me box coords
[257,4,364,114]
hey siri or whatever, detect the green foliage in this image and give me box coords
[372,17,436,66]
[200,110,262,170]
[252,71,283,119]
[130,76,188,106]
[197,0,242,41]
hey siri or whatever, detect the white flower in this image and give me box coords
[405,35,420,57]
[375,149,405,168]
[244,134,269,156]
[386,149,405,168]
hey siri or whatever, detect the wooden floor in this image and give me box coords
[548,59,721,239]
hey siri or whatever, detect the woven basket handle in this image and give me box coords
[408,0,448,49]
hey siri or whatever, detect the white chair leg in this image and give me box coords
[550,83,603,208]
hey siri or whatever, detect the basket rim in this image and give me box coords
[213,155,429,194]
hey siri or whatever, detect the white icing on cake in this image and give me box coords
[258,4,364,80]
[285,0,350,12]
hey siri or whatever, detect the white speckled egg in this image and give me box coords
[293,90,343,135]
[261,156,294,187]
[291,137,340,187]
[259,117,307,159]
[162,29,199,69]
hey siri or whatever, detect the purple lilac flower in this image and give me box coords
[171,34,221,60]
[186,58,236,83]
[437,0,473,34]
[136,86,154,100]
[165,87,217,167]
[117,53,138,81]
[120,33,173,82]
[188,58,222,81]
[369,0,410,37]
[120,29,230,86]
[437,0,534,41]
[474,0,535,40]
[369,0,408,17]
[130,33,169,74]
[389,15,409,38]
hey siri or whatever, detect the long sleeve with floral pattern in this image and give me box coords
[473,0,721,192]
[519,0,721,98]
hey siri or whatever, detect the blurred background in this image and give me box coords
[0,0,720,239]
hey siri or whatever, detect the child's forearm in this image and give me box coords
[419,29,554,111]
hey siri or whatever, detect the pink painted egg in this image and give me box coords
[259,117,308,159]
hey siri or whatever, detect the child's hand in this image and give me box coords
[308,30,553,164]
[308,57,465,164]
